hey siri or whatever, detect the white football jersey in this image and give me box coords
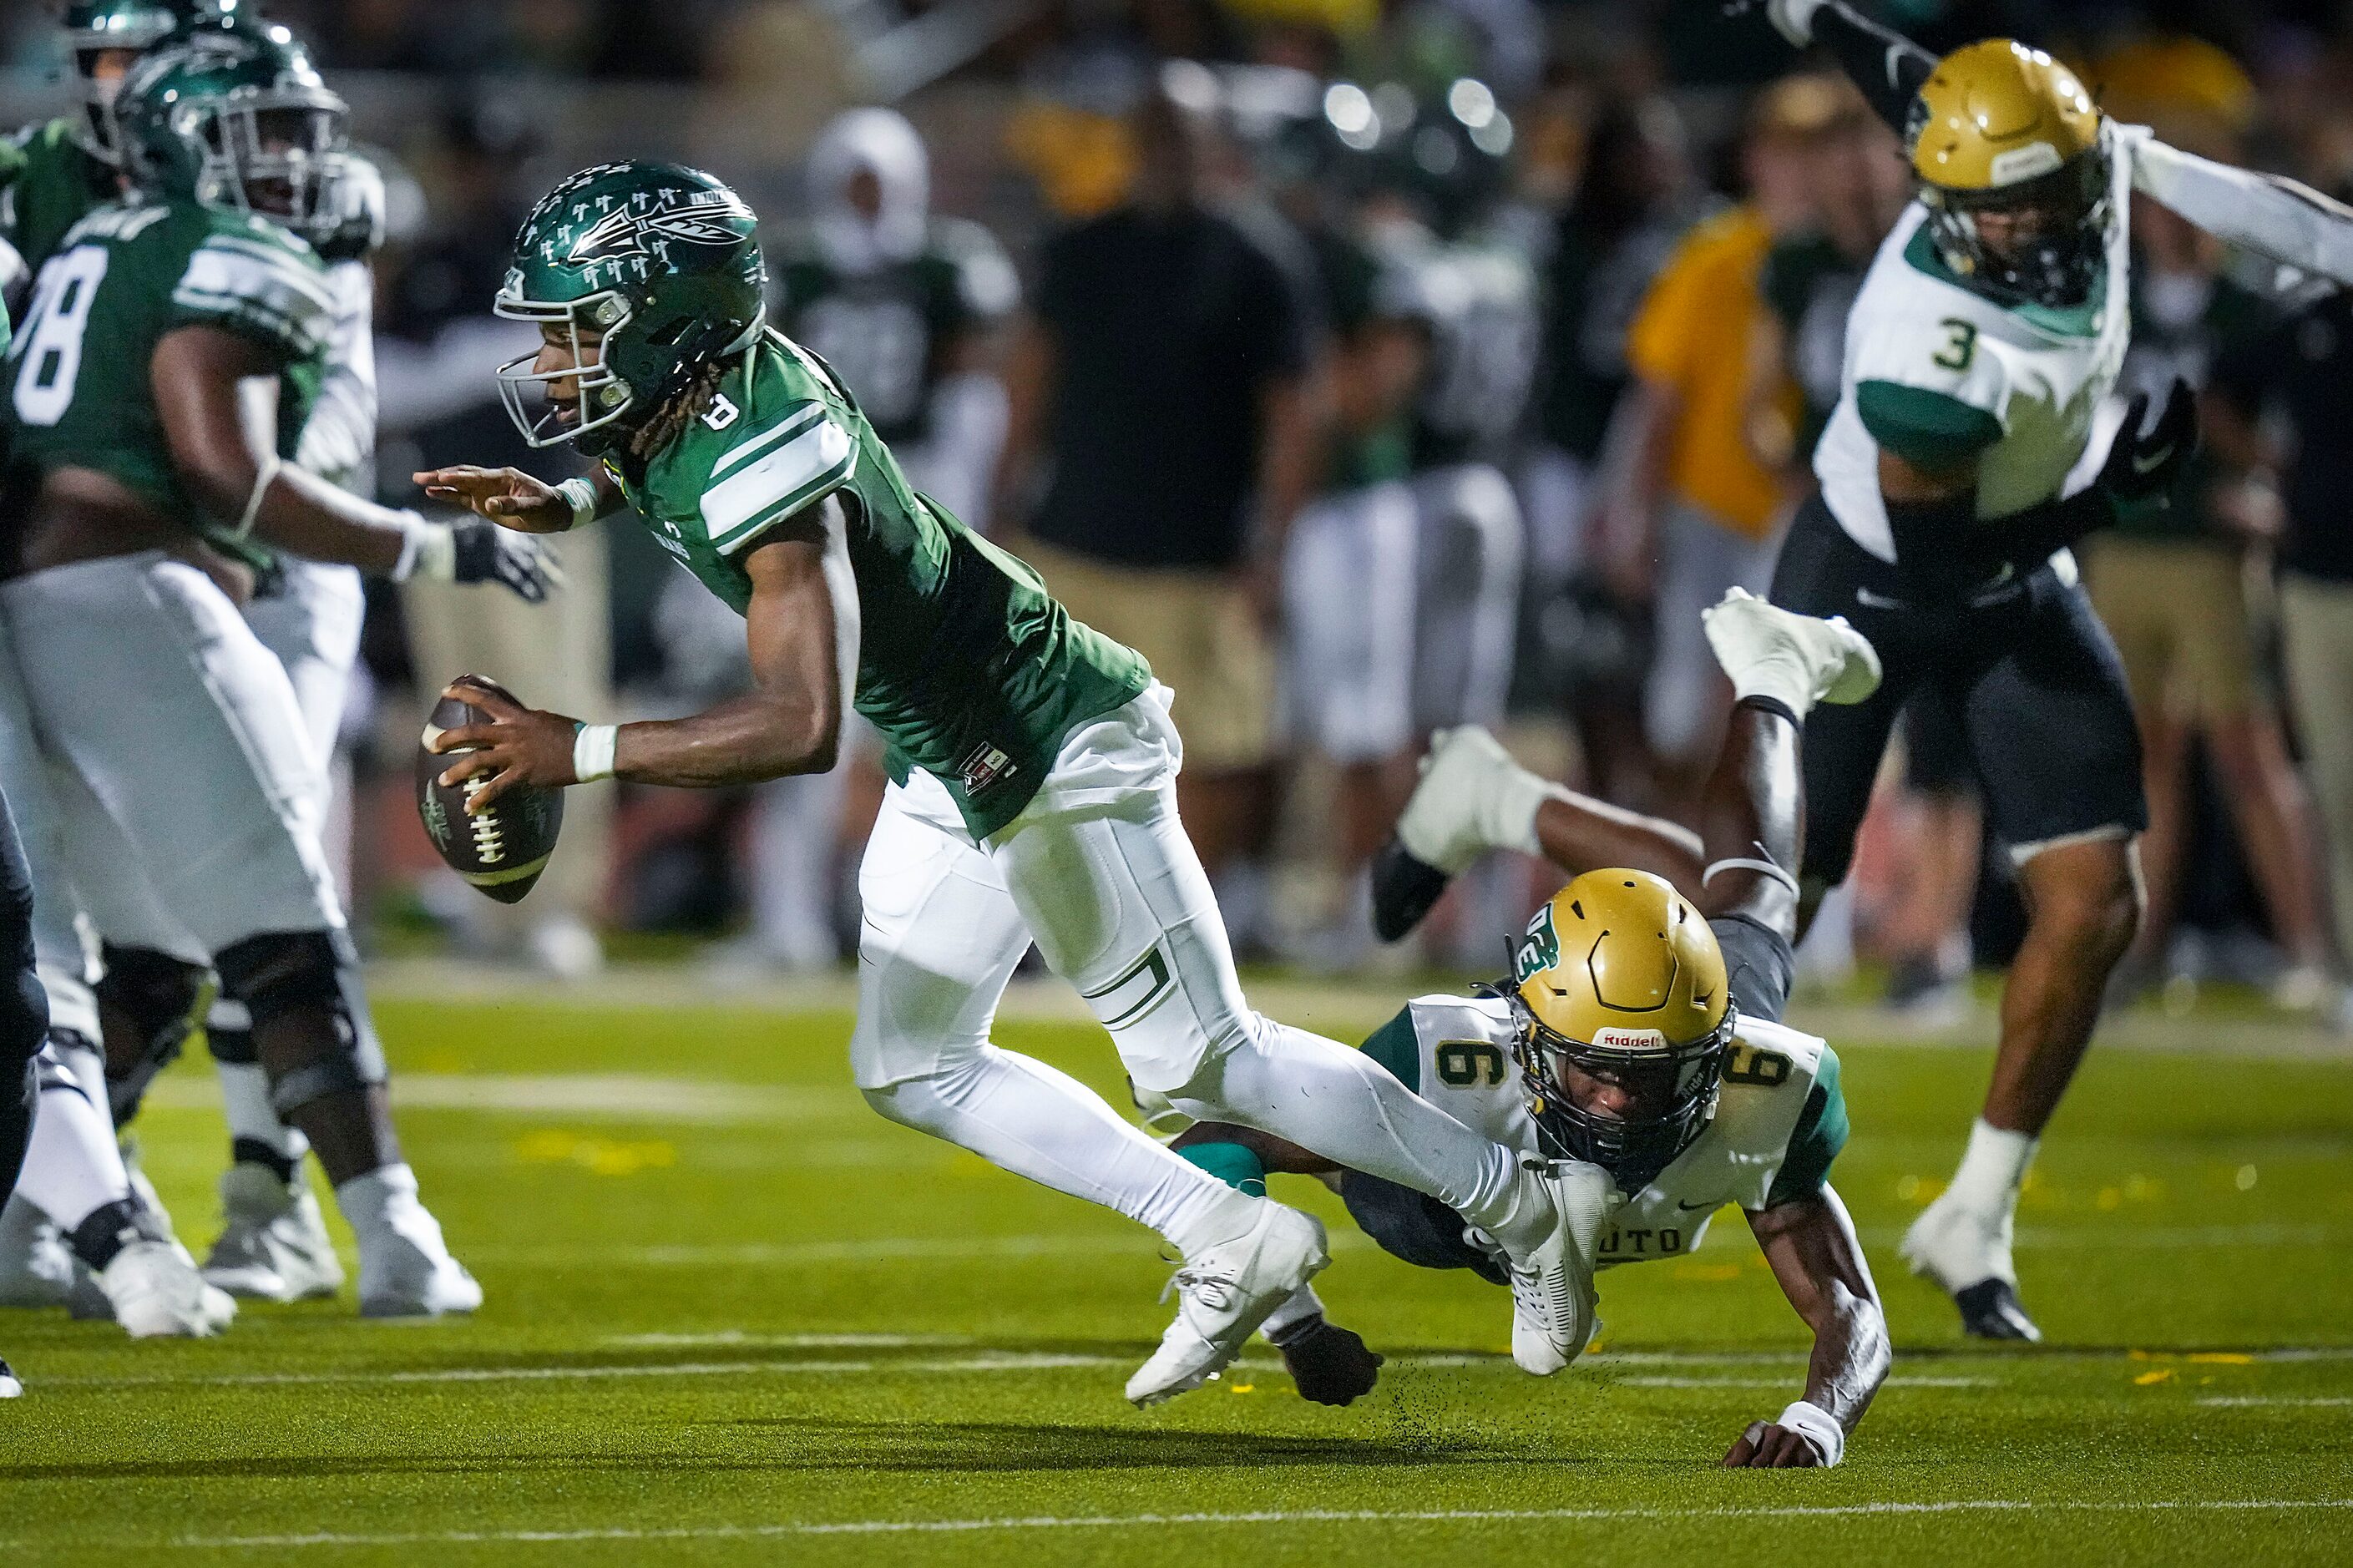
[1814,128,2137,561]
[1374,994,1843,1267]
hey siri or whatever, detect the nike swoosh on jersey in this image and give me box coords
[1677,1199,1719,1211]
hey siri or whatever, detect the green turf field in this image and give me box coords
[2,979,2349,1565]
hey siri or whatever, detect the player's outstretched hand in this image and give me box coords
[1271,1315,1384,1406]
[415,466,576,534]
[2098,377,2199,512]
[1722,1419,1826,1468]
[428,680,585,812]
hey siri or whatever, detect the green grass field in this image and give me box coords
[2,976,2349,1565]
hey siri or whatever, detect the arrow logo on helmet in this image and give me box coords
[566,193,751,265]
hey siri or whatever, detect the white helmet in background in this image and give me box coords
[808,106,929,275]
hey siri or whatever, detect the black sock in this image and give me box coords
[67,1196,166,1273]
[232,1136,300,1186]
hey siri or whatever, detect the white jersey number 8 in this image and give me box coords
[12,244,109,428]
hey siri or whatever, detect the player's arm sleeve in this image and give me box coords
[1765,1048,1849,1208]
[2128,128,2353,289]
[698,401,858,559]
[1803,0,1938,133]
[168,234,335,366]
[1359,1007,1422,1093]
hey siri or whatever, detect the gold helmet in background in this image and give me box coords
[1509,870,1734,1192]
[1905,39,2112,307]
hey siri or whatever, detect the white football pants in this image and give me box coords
[0,553,343,957]
[850,685,1526,1251]
[1283,481,1419,765]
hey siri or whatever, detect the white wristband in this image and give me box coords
[571,723,618,784]
[1774,1399,1845,1468]
[392,513,453,584]
[555,478,600,531]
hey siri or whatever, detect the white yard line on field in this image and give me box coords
[2197,1396,2353,1407]
[68,1497,2353,1553]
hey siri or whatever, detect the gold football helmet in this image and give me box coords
[1906,39,2111,307]
[1509,869,1733,1192]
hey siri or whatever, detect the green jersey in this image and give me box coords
[0,119,118,275]
[605,329,1150,837]
[3,197,331,556]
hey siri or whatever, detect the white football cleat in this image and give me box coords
[1395,726,1537,876]
[356,1211,481,1319]
[1702,587,1883,716]
[1126,1202,1328,1408]
[204,1163,346,1302]
[1901,1191,2042,1343]
[0,1195,73,1308]
[1493,1157,1616,1376]
[0,1357,20,1398]
[99,1240,237,1338]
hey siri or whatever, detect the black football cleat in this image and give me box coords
[1271,1313,1384,1406]
[1369,837,1452,943]
[1953,1278,2042,1343]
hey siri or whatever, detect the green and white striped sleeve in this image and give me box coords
[700,402,858,558]
[170,231,333,362]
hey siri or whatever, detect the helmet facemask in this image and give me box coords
[69,6,177,164]
[493,286,639,450]
[1918,133,2112,309]
[1510,996,1733,1194]
[175,87,353,235]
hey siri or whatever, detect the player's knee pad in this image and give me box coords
[213,928,387,1116]
[94,943,205,1124]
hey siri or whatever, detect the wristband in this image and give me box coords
[570,722,618,784]
[555,478,600,531]
[1774,1399,1845,1468]
[390,513,450,584]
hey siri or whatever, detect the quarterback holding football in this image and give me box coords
[419,160,1614,1406]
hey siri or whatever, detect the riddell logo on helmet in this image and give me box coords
[1591,1027,1669,1050]
[1989,142,2063,185]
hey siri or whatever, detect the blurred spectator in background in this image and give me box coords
[2210,259,2353,1030]
[998,73,1321,913]
[1520,92,1703,806]
[380,101,615,978]
[2087,185,2331,1009]
[1598,73,1835,807]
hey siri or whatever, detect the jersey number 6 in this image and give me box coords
[1435,1041,1507,1086]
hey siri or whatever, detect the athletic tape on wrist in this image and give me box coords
[571,723,618,784]
[555,477,600,531]
[1775,1399,1844,1467]
[233,456,281,538]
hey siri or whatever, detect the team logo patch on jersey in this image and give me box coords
[564,193,755,266]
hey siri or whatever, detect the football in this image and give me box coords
[416,675,565,905]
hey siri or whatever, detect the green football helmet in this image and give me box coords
[60,0,235,164]
[113,24,350,240]
[493,161,767,453]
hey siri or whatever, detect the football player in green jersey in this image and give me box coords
[0,1,235,292]
[0,29,554,1319]
[1201,590,1888,1465]
[422,159,1613,1405]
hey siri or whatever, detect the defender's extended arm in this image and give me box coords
[2129,129,2353,290]
[1732,1184,1889,1465]
[1757,0,1936,132]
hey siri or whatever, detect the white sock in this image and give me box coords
[1482,766,1563,860]
[1946,1119,2037,1215]
[1261,1284,1326,1338]
[17,1080,132,1232]
[862,1045,1263,1260]
[335,1161,420,1236]
[215,1061,310,1168]
[1176,1018,1525,1241]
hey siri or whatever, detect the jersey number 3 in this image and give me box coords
[1931,317,1977,373]
[12,245,109,428]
